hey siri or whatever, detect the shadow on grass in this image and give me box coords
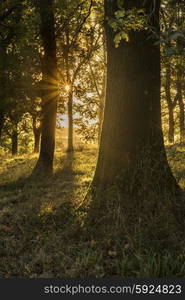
[53,152,76,182]
[0,153,82,243]
[0,157,37,191]
[0,153,79,223]
[0,152,76,191]
[1,152,185,277]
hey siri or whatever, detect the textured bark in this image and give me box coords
[92,0,176,188]
[33,0,58,176]
[84,0,183,247]
[165,65,175,143]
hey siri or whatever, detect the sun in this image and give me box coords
[65,84,71,92]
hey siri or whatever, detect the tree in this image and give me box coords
[0,0,23,140]
[33,0,58,176]
[56,0,100,152]
[85,0,183,247]
[161,0,185,143]
[74,44,106,143]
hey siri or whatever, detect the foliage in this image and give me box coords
[108,8,147,47]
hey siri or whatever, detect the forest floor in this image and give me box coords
[0,143,185,277]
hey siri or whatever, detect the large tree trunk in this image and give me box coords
[67,91,74,152]
[165,65,175,143]
[33,0,58,176]
[85,0,182,247]
[94,0,173,186]
[11,125,18,156]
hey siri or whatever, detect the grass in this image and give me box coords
[0,144,185,277]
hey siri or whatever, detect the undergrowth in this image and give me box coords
[0,146,185,277]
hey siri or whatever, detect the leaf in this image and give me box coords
[114,31,129,47]
[109,20,118,31]
[169,32,185,41]
[115,10,125,19]
[166,48,177,56]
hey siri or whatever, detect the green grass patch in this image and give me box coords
[0,148,184,277]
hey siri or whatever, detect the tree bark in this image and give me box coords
[0,109,5,140]
[33,129,41,153]
[33,126,41,153]
[176,67,185,142]
[67,91,74,152]
[0,46,7,141]
[64,29,74,153]
[11,125,18,156]
[32,0,58,176]
[93,0,174,187]
[165,65,175,143]
[85,0,182,246]
[32,116,41,153]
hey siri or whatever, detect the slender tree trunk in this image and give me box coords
[33,0,58,176]
[165,65,175,143]
[0,109,4,140]
[33,127,41,153]
[0,46,6,141]
[11,125,18,156]
[32,116,41,153]
[67,91,74,152]
[64,30,74,153]
[168,107,175,143]
[176,68,185,142]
